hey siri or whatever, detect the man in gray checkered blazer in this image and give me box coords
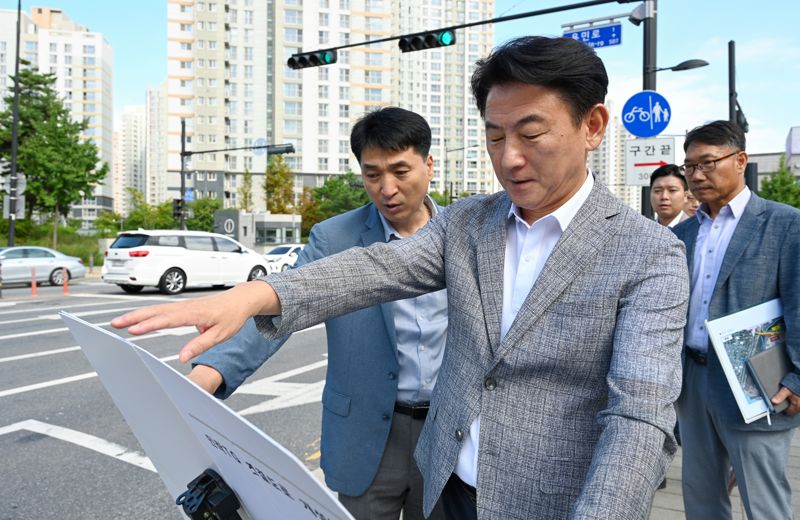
[114,36,689,519]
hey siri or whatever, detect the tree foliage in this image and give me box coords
[759,156,800,209]
[122,189,175,230]
[299,171,370,237]
[238,168,254,212]
[264,155,294,213]
[186,196,222,232]
[0,67,107,246]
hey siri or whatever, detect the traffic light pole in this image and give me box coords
[180,118,187,230]
[640,0,656,218]
[7,0,22,246]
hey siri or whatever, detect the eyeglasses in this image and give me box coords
[679,151,740,175]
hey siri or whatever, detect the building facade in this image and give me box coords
[0,7,114,231]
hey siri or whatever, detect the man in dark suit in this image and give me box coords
[187,107,446,520]
[673,120,800,519]
[113,37,689,519]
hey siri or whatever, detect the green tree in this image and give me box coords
[300,171,370,237]
[93,210,123,237]
[429,190,450,207]
[238,168,254,212]
[186,196,222,231]
[264,155,294,213]
[0,67,108,246]
[760,156,800,209]
[124,189,176,230]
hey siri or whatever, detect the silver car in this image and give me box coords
[0,246,87,286]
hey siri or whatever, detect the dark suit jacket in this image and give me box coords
[196,203,447,496]
[673,192,800,431]
[259,179,689,519]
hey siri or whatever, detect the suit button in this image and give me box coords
[455,429,464,442]
[388,372,396,380]
[484,377,496,391]
[382,414,390,421]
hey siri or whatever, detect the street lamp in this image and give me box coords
[633,0,709,217]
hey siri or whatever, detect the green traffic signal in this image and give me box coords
[287,49,338,70]
[438,30,455,46]
[399,30,457,53]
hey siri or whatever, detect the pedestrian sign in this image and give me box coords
[622,91,671,138]
[625,137,675,186]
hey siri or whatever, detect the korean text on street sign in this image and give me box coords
[625,137,676,186]
[622,91,671,138]
[563,23,621,49]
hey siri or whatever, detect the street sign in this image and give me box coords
[625,137,676,186]
[563,23,621,49]
[622,91,671,138]
[2,195,25,219]
[252,138,267,156]
[185,187,195,202]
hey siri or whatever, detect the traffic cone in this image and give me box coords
[31,267,37,297]
[63,267,69,295]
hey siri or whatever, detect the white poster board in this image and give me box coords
[705,299,786,424]
[61,312,353,520]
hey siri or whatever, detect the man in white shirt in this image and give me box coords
[650,164,689,227]
[113,36,689,520]
[673,120,800,520]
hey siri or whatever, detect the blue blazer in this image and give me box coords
[672,193,800,431]
[196,203,447,496]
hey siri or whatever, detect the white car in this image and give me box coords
[0,246,86,286]
[101,230,269,295]
[264,244,305,273]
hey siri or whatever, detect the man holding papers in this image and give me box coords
[672,120,800,519]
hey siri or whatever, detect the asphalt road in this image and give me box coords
[0,278,328,519]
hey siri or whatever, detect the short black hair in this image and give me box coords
[650,164,687,189]
[350,107,431,163]
[470,36,608,126]
[683,120,746,152]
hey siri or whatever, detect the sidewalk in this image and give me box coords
[650,430,800,518]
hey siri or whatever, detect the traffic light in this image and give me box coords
[398,30,456,53]
[172,198,184,219]
[287,50,337,70]
[0,159,9,194]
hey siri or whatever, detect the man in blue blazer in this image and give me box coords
[188,107,446,520]
[673,120,800,519]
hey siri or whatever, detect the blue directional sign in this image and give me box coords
[563,23,621,49]
[622,90,671,138]
[252,138,267,156]
[185,187,195,202]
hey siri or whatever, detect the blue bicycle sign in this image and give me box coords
[622,91,671,138]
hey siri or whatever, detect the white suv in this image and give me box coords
[102,230,269,295]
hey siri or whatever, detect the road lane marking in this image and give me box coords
[71,293,182,302]
[0,305,144,326]
[0,326,198,364]
[0,300,136,317]
[0,419,155,472]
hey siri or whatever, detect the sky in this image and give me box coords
[1,0,798,155]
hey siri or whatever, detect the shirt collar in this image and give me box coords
[696,186,751,223]
[379,195,437,241]
[506,169,595,232]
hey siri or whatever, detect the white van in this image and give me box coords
[101,230,269,295]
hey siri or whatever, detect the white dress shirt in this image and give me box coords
[685,187,751,351]
[455,172,595,487]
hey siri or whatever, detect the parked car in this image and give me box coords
[0,246,86,286]
[101,230,269,295]
[263,244,304,273]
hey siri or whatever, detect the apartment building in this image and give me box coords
[0,7,114,231]
[113,105,147,215]
[166,0,268,211]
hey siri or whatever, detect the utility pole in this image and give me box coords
[180,118,187,230]
[640,0,656,218]
[728,40,757,192]
[7,0,22,246]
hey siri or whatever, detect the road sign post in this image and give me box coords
[625,137,675,187]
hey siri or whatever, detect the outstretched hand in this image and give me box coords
[110,281,279,362]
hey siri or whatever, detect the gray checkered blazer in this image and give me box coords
[258,178,689,519]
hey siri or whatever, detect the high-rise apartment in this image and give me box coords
[146,83,169,206]
[113,105,147,215]
[269,0,496,197]
[0,7,113,230]
[166,0,268,211]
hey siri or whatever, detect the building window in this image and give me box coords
[338,104,349,118]
[318,157,328,170]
